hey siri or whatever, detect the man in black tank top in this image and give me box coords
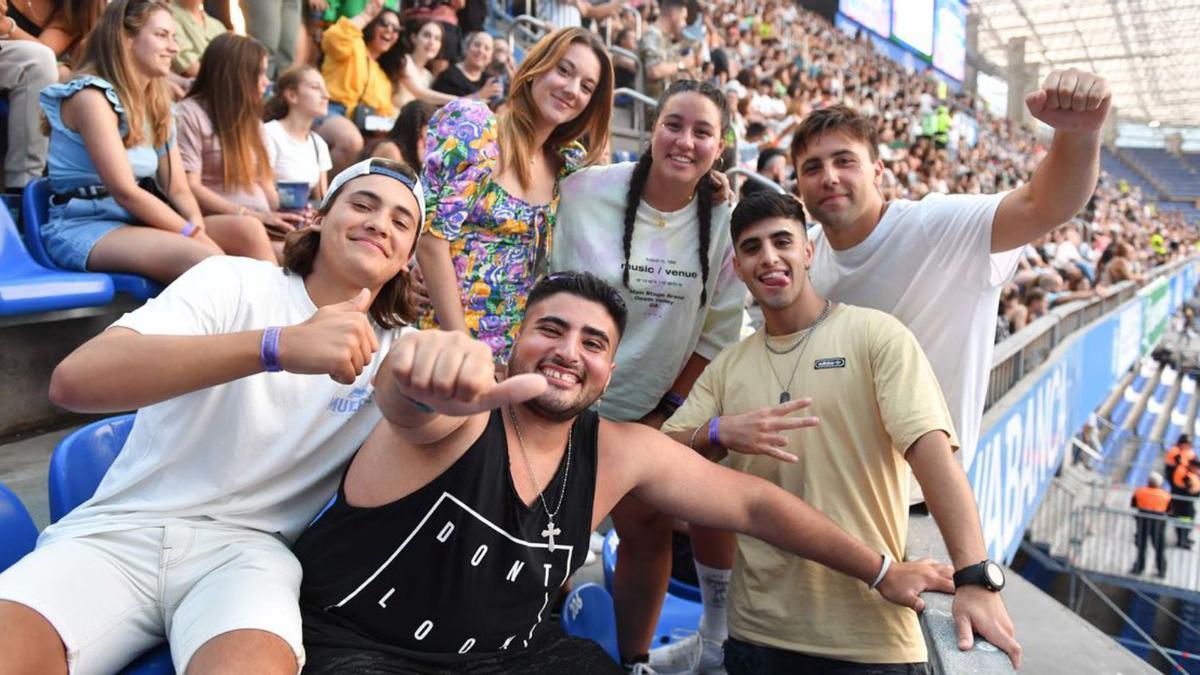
[295,272,958,674]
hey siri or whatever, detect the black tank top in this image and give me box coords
[7,6,42,37]
[295,408,600,665]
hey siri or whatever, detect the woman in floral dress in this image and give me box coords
[416,27,614,360]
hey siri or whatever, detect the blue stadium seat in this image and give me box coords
[48,414,135,523]
[561,583,619,662]
[0,201,113,316]
[47,415,174,674]
[599,530,704,648]
[612,151,639,164]
[601,530,702,602]
[22,178,164,300]
[0,482,37,573]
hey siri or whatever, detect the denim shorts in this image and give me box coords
[42,195,134,271]
[724,637,931,675]
[313,101,349,128]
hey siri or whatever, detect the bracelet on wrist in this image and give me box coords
[869,552,893,590]
[688,422,705,450]
[180,221,196,237]
[707,417,723,449]
[260,326,283,372]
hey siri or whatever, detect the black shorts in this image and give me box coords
[304,626,624,675]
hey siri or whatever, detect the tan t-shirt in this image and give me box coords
[663,304,958,664]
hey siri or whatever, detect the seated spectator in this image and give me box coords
[638,0,697,98]
[36,0,273,284]
[431,30,501,99]
[0,158,424,675]
[491,34,515,79]
[1025,287,1048,321]
[177,33,296,254]
[379,18,453,109]
[611,27,638,91]
[4,0,103,78]
[168,0,225,78]
[364,99,433,169]
[321,0,399,124]
[263,65,334,202]
[0,37,56,191]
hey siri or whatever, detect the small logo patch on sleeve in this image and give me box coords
[814,358,846,370]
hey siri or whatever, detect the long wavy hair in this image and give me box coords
[187,33,272,190]
[498,27,613,190]
[61,0,107,62]
[68,0,173,149]
[620,80,731,308]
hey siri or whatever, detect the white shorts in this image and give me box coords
[0,524,305,675]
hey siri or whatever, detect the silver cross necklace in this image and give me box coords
[507,405,572,552]
[764,299,833,404]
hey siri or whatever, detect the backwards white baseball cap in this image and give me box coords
[322,158,426,233]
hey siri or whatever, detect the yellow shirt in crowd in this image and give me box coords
[664,304,958,664]
[320,17,396,118]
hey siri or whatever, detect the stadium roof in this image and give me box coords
[970,0,1199,128]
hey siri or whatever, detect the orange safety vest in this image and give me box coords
[1167,445,1196,468]
[1173,464,1199,492]
[1134,486,1171,512]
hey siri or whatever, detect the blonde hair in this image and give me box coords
[72,0,173,149]
[497,27,613,190]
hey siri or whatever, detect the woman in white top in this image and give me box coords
[263,65,334,201]
[380,19,454,110]
[552,79,745,668]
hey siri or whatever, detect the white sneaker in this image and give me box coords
[629,663,658,674]
[590,530,606,553]
[648,633,726,675]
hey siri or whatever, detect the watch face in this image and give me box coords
[984,562,1005,589]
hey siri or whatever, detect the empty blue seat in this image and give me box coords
[612,151,639,164]
[599,530,704,648]
[0,482,37,573]
[0,201,113,316]
[22,178,163,301]
[48,414,174,674]
[561,583,619,662]
[48,414,135,523]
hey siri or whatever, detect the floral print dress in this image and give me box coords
[419,98,585,359]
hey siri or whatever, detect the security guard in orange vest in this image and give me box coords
[1166,435,1194,476]
[1131,472,1171,577]
[1171,460,1200,548]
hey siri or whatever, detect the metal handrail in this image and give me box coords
[608,46,644,99]
[620,4,641,39]
[726,168,786,194]
[506,14,551,50]
[1073,572,1185,672]
[612,86,655,108]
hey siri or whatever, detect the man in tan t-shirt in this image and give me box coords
[660,192,1020,672]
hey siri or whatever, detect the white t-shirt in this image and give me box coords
[553,162,746,422]
[264,119,333,193]
[808,192,1021,472]
[42,256,405,545]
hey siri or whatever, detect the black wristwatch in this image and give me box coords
[953,560,1006,592]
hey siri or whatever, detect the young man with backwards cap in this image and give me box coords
[0,159,424,675]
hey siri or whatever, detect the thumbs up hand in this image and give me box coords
[279,288,381,384]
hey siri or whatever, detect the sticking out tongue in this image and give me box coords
[761,272,789,288]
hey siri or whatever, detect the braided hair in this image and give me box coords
[619,80,731,308]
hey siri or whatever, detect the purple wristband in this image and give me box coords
[260,326,282,372]
[664,391,686,409]
[708,417,722,449]
[180,221,196,237]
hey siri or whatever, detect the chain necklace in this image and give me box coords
[764,298,832,355]
[764,300,834,404]
[507,405,572,552]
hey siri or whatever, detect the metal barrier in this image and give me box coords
[1071,505,1200,594]
[505,14,551,51]
[725,167,786,194]
[603,5,642,45]
[985,257,1197,411]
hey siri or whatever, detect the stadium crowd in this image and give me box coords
[0,0,1173,672]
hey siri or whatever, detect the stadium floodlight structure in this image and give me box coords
[970,0,1200,127]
